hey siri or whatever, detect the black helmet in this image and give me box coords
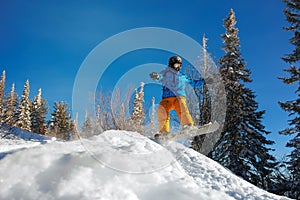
[168,56,182,66]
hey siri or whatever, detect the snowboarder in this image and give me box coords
[150,56,205,138]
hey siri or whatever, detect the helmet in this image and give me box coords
[168,56,182,66]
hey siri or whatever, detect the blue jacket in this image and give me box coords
[158,67,204,99]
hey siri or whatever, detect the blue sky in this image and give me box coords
[0,0,296,158]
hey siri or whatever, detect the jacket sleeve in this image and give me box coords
[185,75,204,88]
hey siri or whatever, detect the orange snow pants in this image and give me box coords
[157,96,194,133]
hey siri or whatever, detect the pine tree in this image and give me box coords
[81,111,94,137]
[200,36,211,126]
[3,83,18,126]
[191,36,212,152]
[15,80,31,132]
[210,9,277,190]
[30,89,48,135]
[69,120,78,140]
[130,82,145,133]
[278,0,300,199]
[94,106,102,134]
[50,102,73,140]
[151,97,156,135]
[0,70,6,122]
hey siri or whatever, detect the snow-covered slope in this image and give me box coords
[0,124,55,154]
[0,129,290,200]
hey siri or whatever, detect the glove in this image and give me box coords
[150,72,160,80]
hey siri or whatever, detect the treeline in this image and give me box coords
[0,72,78,140]
[0,70,148,140]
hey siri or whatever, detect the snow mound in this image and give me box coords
[0,123,55,153]
[0,130,290,200]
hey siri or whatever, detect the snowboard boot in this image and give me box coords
[153,132,169,143]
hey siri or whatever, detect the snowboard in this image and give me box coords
[152,121,220,143]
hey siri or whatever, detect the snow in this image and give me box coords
[0,128,291,200]
[0,124,54,153]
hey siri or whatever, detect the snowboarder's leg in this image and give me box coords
[174,96,194,128]
[157,98,174,133]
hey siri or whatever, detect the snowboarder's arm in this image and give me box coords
[186,75,214,86]
[185,75,204,87]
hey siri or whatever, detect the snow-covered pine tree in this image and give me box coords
[191,36,212,152]
[200,36,212,125]
[278,0,300,199]
[151,97,155,135]
[15,80,31,132]
[81,110,94,137]
[30,89,48,135]
[69,120,78,140]
[130,82,145,133]
[50,101,73,140]
[0,70,6,122]
[139,82,145,122]
[3,83,18,126]
[210,9,277,190]
[131,89,140,128]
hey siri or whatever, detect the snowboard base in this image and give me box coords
[152,121,220,143]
